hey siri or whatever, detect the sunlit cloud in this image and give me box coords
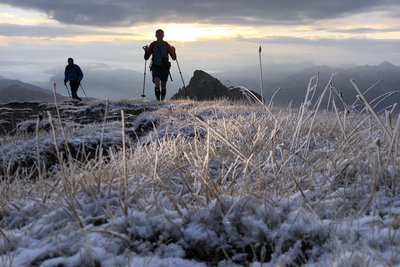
[0,12,14,19]
[1,2,399,44]
[0,0,400,84]
[0,5,52,25]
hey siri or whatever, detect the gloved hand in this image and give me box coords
[64,79,67,86]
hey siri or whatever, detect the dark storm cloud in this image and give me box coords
[0,0,396,26]
[0,24,133,37]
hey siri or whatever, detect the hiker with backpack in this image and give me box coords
[143,29,177,101]
[64,58,84,101]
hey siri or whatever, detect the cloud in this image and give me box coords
[0,23,134,37]
[317,27,400,34]
[1,0,397,26]
[239,35,400,62]
[244,35,400,47]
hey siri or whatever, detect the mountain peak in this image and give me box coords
[378,60,397,69]
[171,70,226,100]
[171,70,261,101]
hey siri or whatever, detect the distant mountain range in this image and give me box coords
[2,61,399,110]
[0,77,65,103]
[268,61,400,111]
[216,61,400,111]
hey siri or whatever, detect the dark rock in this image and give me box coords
[171,70,261,101]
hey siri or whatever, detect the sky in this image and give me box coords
[0,0,400,88]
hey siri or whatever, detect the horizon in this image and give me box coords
[1,59,398,87]
[1,59,400,104]
[1,1,400,87]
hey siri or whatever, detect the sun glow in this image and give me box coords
[161,24,233,42]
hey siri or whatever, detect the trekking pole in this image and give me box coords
[142,59,147,98]
[175,58,186,88]
[259,46,265,103]
[79,83,89,99]
[64,83,71,97]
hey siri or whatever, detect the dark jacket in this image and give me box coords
[64,64,84,82]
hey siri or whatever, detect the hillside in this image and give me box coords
[0,77,65,103]
[0,95,399,266]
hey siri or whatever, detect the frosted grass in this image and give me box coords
[0,79,399,266]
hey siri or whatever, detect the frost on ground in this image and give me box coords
[0,95,400,266]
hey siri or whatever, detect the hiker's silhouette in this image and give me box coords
[144,29,176,101]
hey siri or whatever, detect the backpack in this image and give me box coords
[150,42,171,70]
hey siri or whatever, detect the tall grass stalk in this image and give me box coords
[47,111,84,229]
[259,46,264,103]
[350,79,383,109]
[98,99,109,164]
[351,79,392,140]
[268,87,282,110]
[52,83,72,160]
[290,73,318,150]
[304,74,334,156]
[227,81,278,122]
[121,109,128,216]
[35,116,44,199]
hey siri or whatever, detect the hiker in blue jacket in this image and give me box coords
[144,29,177,101]
[64,58,84,101]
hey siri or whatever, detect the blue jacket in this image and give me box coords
[64,64,84,82]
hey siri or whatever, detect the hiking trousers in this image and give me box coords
[69,80,81,100]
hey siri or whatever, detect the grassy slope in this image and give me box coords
[0,88,399,266]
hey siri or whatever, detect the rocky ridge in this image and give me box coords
[171,70,261,101]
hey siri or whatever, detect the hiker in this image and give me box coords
[144,29,177,101]
[64,58,84,101]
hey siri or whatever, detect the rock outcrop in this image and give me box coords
[171,70,261,101]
